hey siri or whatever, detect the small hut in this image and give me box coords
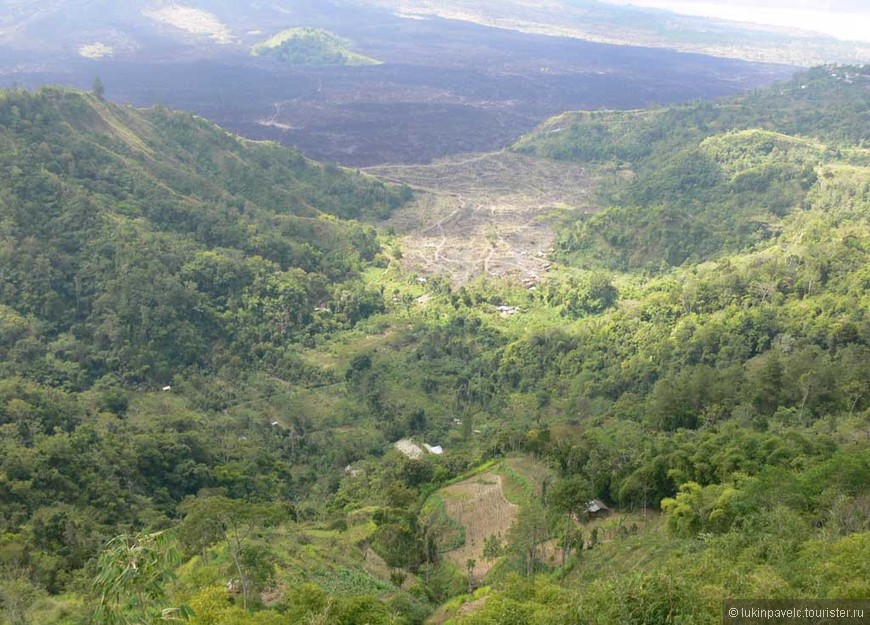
[586,499,611,518]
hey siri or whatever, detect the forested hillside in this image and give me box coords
[1,69,868,625]
[514,65,869,270]
[0,86,409,385]
[0,87,420,623]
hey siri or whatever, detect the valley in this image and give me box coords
[0,2,867,623]
[0,2,795,166]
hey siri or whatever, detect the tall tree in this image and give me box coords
[550,475,592,573]
[92,77,105,101]
[178,496,281,610]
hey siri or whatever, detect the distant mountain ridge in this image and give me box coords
[0,0,866,65]
[355,0,870,64]
[0,0,805,167]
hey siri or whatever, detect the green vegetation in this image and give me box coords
[0,86,409,384]
[0,86,420,621]
[252,28,380,66]
[1,66,868,625]
[514,65,870,271]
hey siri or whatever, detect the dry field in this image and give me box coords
[368,151,594,285]
[143,6,235,44]
[439,472,518,579]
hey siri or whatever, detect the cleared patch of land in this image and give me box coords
[438,472,518,579]
[143,5,234,44]
[369,152,594,285]
[420,457,553,584]
[78,43,113,59]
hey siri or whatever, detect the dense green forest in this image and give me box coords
[1,68,868,625]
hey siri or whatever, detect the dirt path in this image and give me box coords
[258,79,323,130]
[368,151,595,285]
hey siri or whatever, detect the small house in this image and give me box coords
[423,443,444,455]
[586,499,611,518]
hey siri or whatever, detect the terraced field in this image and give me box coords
[438,472,518,579]
[422,456,555,581]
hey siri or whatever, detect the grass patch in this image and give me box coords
[298,566,394,594]
[496,456,555,505]
[421,494,466,553]
[497,463,537,505]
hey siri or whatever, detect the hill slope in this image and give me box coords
[0,87,408,384]
[513,65,870,270]
[352,0,870,64]
[252,28,380,66]
[0,87,421,621]
[1,68,868,625]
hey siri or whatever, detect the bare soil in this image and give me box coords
[369,151,594,284]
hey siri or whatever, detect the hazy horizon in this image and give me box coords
[597,0,870,42]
